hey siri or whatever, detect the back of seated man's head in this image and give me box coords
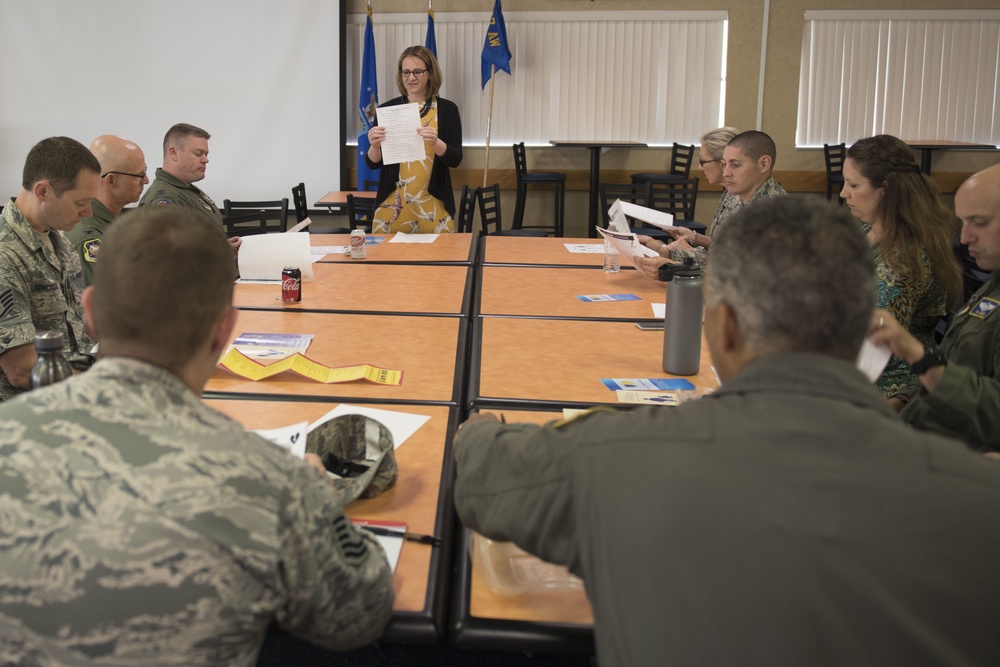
[726,130,777,169]
[705,196,875,361]
[22,136,101,196]
[90,207,235,371]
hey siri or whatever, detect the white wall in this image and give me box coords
[0,0,343,201]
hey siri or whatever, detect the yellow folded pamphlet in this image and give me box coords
[218,348,403,385]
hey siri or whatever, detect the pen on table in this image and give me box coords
[359,524,441,546]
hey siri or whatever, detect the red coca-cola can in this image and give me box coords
[281,266,301,303]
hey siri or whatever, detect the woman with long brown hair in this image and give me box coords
[841,134,962,396]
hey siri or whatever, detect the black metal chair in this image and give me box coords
[345,194,376,233]
[598,182,670,240]
[647,178,705,234]
[512,142,565,236]
[824,143,846,204]
[362,179,379,192]
[222,210,268,237]
[222,198,289,234]
[478,183,547,237]
[456,185,478,233]
[631,142,696,185]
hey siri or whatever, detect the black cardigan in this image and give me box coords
[364,95,463,216]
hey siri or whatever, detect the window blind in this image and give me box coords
[346,11,727,147]
[796,10,1000,147]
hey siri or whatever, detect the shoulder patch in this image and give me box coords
[155,199,172,207]
[83,238,101,263]
[971,297,998,320]
[0,288,14,319]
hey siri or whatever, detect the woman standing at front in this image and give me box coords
[841,134,962,397]
[365,46,463,234]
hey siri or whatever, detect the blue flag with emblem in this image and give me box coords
[481,0,512,89]
[357,5,380,190]
[425,4,437,57]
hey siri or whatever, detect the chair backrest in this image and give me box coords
[222,210,267,237]
[598,182,649,227]
[477,183,504,235]
[346,193,377,231]
[362,179,379,192]
[670,143,696,178]
[291,183,309,222]
[457,185,478,233]
[647,178,699,221]
[223,198,290,233]
[823,143,846,176]
[512,142,528,182]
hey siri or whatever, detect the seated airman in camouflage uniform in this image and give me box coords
[0,136,101,401]
[0,207,393,665]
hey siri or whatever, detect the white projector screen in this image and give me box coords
[0,0,344,203]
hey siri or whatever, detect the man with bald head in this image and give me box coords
[65,135,148,285]
[872,162,1000,451]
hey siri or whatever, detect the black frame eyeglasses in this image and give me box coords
[102,169,147,180]
[400,68,428,78]
[698,158,720,167]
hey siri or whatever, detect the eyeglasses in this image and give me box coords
[400,68,428,78]
[102,168,147,180]
[698,158,720,166]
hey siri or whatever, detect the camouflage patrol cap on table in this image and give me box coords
[307,414,398,503]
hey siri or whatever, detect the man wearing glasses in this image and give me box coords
[140,123,240,252]
[66,135,149,286]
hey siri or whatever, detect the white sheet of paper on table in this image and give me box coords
[389,233,438,243]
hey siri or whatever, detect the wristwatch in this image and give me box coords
[908,342,947,375]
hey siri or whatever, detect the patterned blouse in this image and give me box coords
[873,242,948,397]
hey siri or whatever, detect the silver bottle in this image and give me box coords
[659,260,703,376]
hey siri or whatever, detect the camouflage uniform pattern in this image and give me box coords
[307,414,398,502]
[669,175,787,268]
[64,199,114,287]
[138,167,223,227]
[0,200,95,401]
[0,357,394,666]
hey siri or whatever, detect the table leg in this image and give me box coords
[588,147,601,238]
[918,149,932,175]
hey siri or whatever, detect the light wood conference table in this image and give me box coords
[314,190,366,212]
[206,310,465,405]
[310,233,476,265]
[451,409,595,651]
[480,236,607,268]
[469,316,717,410]
[205,399,458,643]
[235,263,471,316]
[477,265,663,320]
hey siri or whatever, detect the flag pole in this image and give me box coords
[483,65,496,187]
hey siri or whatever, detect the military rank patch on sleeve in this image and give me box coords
[83,239,101,263]
[0,288,14,319]
[971,297,998,319]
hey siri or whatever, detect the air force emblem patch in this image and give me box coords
[970,297,998,320]
[83,238,101,263]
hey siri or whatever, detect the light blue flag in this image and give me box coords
[357,5,380,190]
[425,6,437,57]
[481,0,512,89]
